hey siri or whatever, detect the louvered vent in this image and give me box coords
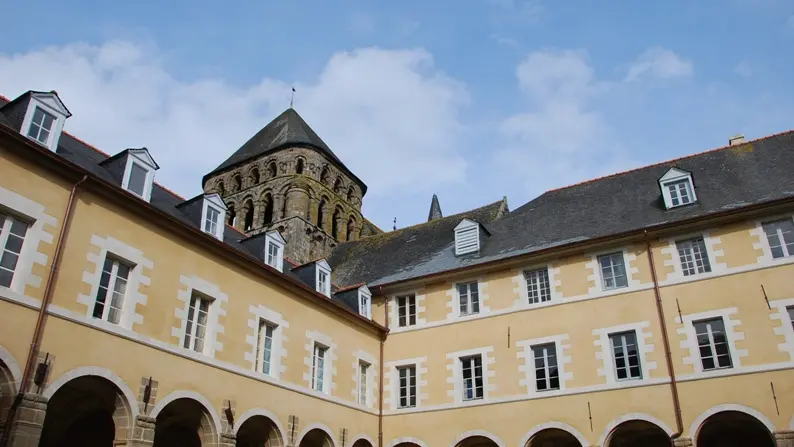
[454,220,480,256]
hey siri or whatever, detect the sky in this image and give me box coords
[2,0,793,230]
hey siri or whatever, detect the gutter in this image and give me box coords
[645,230,684,440]
[0,175,87,447]
[377,285,389,447]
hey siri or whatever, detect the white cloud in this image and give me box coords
[0,41,469,228]
[624,47,693,82]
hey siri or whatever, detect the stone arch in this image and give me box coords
[350,433,376,447]
[518,422,587,447]
[333,177,343,194]
[297,422,336,447]
[600,413,673,447]
[250,167,261,186]
[242,197,255,231]
[232,174,242,192]
[317,196,330,230]
[227,204,237,227]
[450,430,506,447]
[690,404,775,447]
[331,207,343,240]
[346,186,356,203]
[215,181,225,196]
[0,347,22,434]
[39,369,136,447]
[320,166,330,184]
[151,390,220,447]
[386,437,430,447]
[296,157,305,174]
[234,408,286,447]
[346,216,357,241]
[267,161,278,178]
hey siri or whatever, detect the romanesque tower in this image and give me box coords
[202,108,381,264]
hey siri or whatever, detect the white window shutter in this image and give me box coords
[455,220,480,255]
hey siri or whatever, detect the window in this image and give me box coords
[267,243,279,267]
[315,260,331,297]
[204,206,220,235]
[454,219,480,256]
[598,252,628,290]
[397,294,417,327]
[610,331,642,380]
[311,344,327,392]
[458,281,480,316]
[461,355,484,400]
[676,237,711,276]
[317,269,329,296]
[264,231,285,271]
[763,219,794,259]
[0,213,29,288]
[92,257,130,324]
[666,179,693,207]
[26,107,55,145]
[127,163,148,197]
[788,307,794,332]
[256,320,275,375]
[695,318,732,370]
[524,268,551,304]
[358,361,369,405]
[532,344,559,391]
[397,366,416,408]
[183,294,210,353]
[359,287,372,319]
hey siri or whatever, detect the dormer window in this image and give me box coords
[264,230,286,271]
[121,148,159,202]
[19,91,71,152]
[454,219,480,256]
[358,285,372,319]
[315,260,332,297]
[200,194,227,240]
[659,167,697,209]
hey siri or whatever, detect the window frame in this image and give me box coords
[694,318,733,371]
[597,252,629,290]
[121,150,158,202]
[396,294,417,327]
[311,343,329,392]
[357,360,370,406]
[358,286,372,319]
[396,365,417,409]
[19,93,69,152]
[256,320,276,376]
[457,281,480,316]
[659,168,697,209]
[26,106,56,146]
[315,260,332,297]
[0,212,30,290]
[609,331,643,381]
[91,256,132,325]
[183,292,212,354]
[460,354,484,401]
[762,218,794,259]
[676,236,712,276]
[264,231,286,271]
[524,267,551,304]
[532,343,560,392]
[200,194,227,240]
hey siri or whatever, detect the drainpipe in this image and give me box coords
[644,230,684,441]
[0,175,87,447]
[378,286,389,447]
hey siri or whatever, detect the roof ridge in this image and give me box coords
[546,129,794,193]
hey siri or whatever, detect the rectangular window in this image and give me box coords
[92,257,131,324]
[694,318,732,371]
[397,294,417,327]
[0,213,29,288]
[458,281,480,316]
[461,355,484,401]
[598,252,628,290]
[312,344,327,392]
[763,220,794,259]
[183,294,210,353]
[532,343,559,391]
[256,320,275,375]
[397,365,417,408]
[204,206,220,235]
[317,269,329,295]
[610,331,642,380]
[676,237,712,276]
[667,179,693,206]
[26,107,55,144]
[266,242,280,268]
[524,268,551,304]
[127,163,148,197]
[358,361,369,405]
[359,291,371,318]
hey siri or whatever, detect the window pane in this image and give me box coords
[764,220,794,258]
[128,163,148,196]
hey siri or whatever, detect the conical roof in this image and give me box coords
[427,194,443,221]
[203,108,366,192]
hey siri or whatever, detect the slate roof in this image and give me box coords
[203,108,367,193]
[329,131,794,287]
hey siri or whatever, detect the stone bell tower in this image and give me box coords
[202,108,381,264]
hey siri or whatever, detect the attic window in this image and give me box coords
[121,149,158,202]
[264,230,286,272]
[358,286,372,319]
[315,260,331,297]
[454,219,480,256]
[201,194,227,240]
[659,168,697,210]
[26,107,55,145]
[19,91,71,152]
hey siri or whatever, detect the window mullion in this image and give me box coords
[543,348,551,388]
[103,261,120,321]
[779,228,790,257]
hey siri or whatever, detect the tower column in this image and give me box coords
[274,194,285,221]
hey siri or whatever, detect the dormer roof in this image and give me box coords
[203,108,367,193]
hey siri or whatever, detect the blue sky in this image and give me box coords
[2,0,793,230]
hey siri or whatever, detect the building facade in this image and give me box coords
[0,89,794,447]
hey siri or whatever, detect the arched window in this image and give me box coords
[262,193,274,225]
[332,208,342,239]
[334,178,343,193]
[267,162,277,178]
[317,198,327,228]
[346,217,356,241]
[216,181,225,196]
[232,175,242,192]
[296,158,304,174]
[243,199,254,231]
[251,168,260,185]
[347,187,355,202]
[281,196,288,219]
[320,167,330,184]
[227,206,236,226]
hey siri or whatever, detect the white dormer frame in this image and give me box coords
[200,194,227,240]
[121,149,159,202]
[264,230,286,272]
[20,92,71,152]
[659,167,697,210]
[315,259,332,297]
[454,219,480,256]
[358,285,372,319]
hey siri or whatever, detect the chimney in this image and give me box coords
[728,134,745,146]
